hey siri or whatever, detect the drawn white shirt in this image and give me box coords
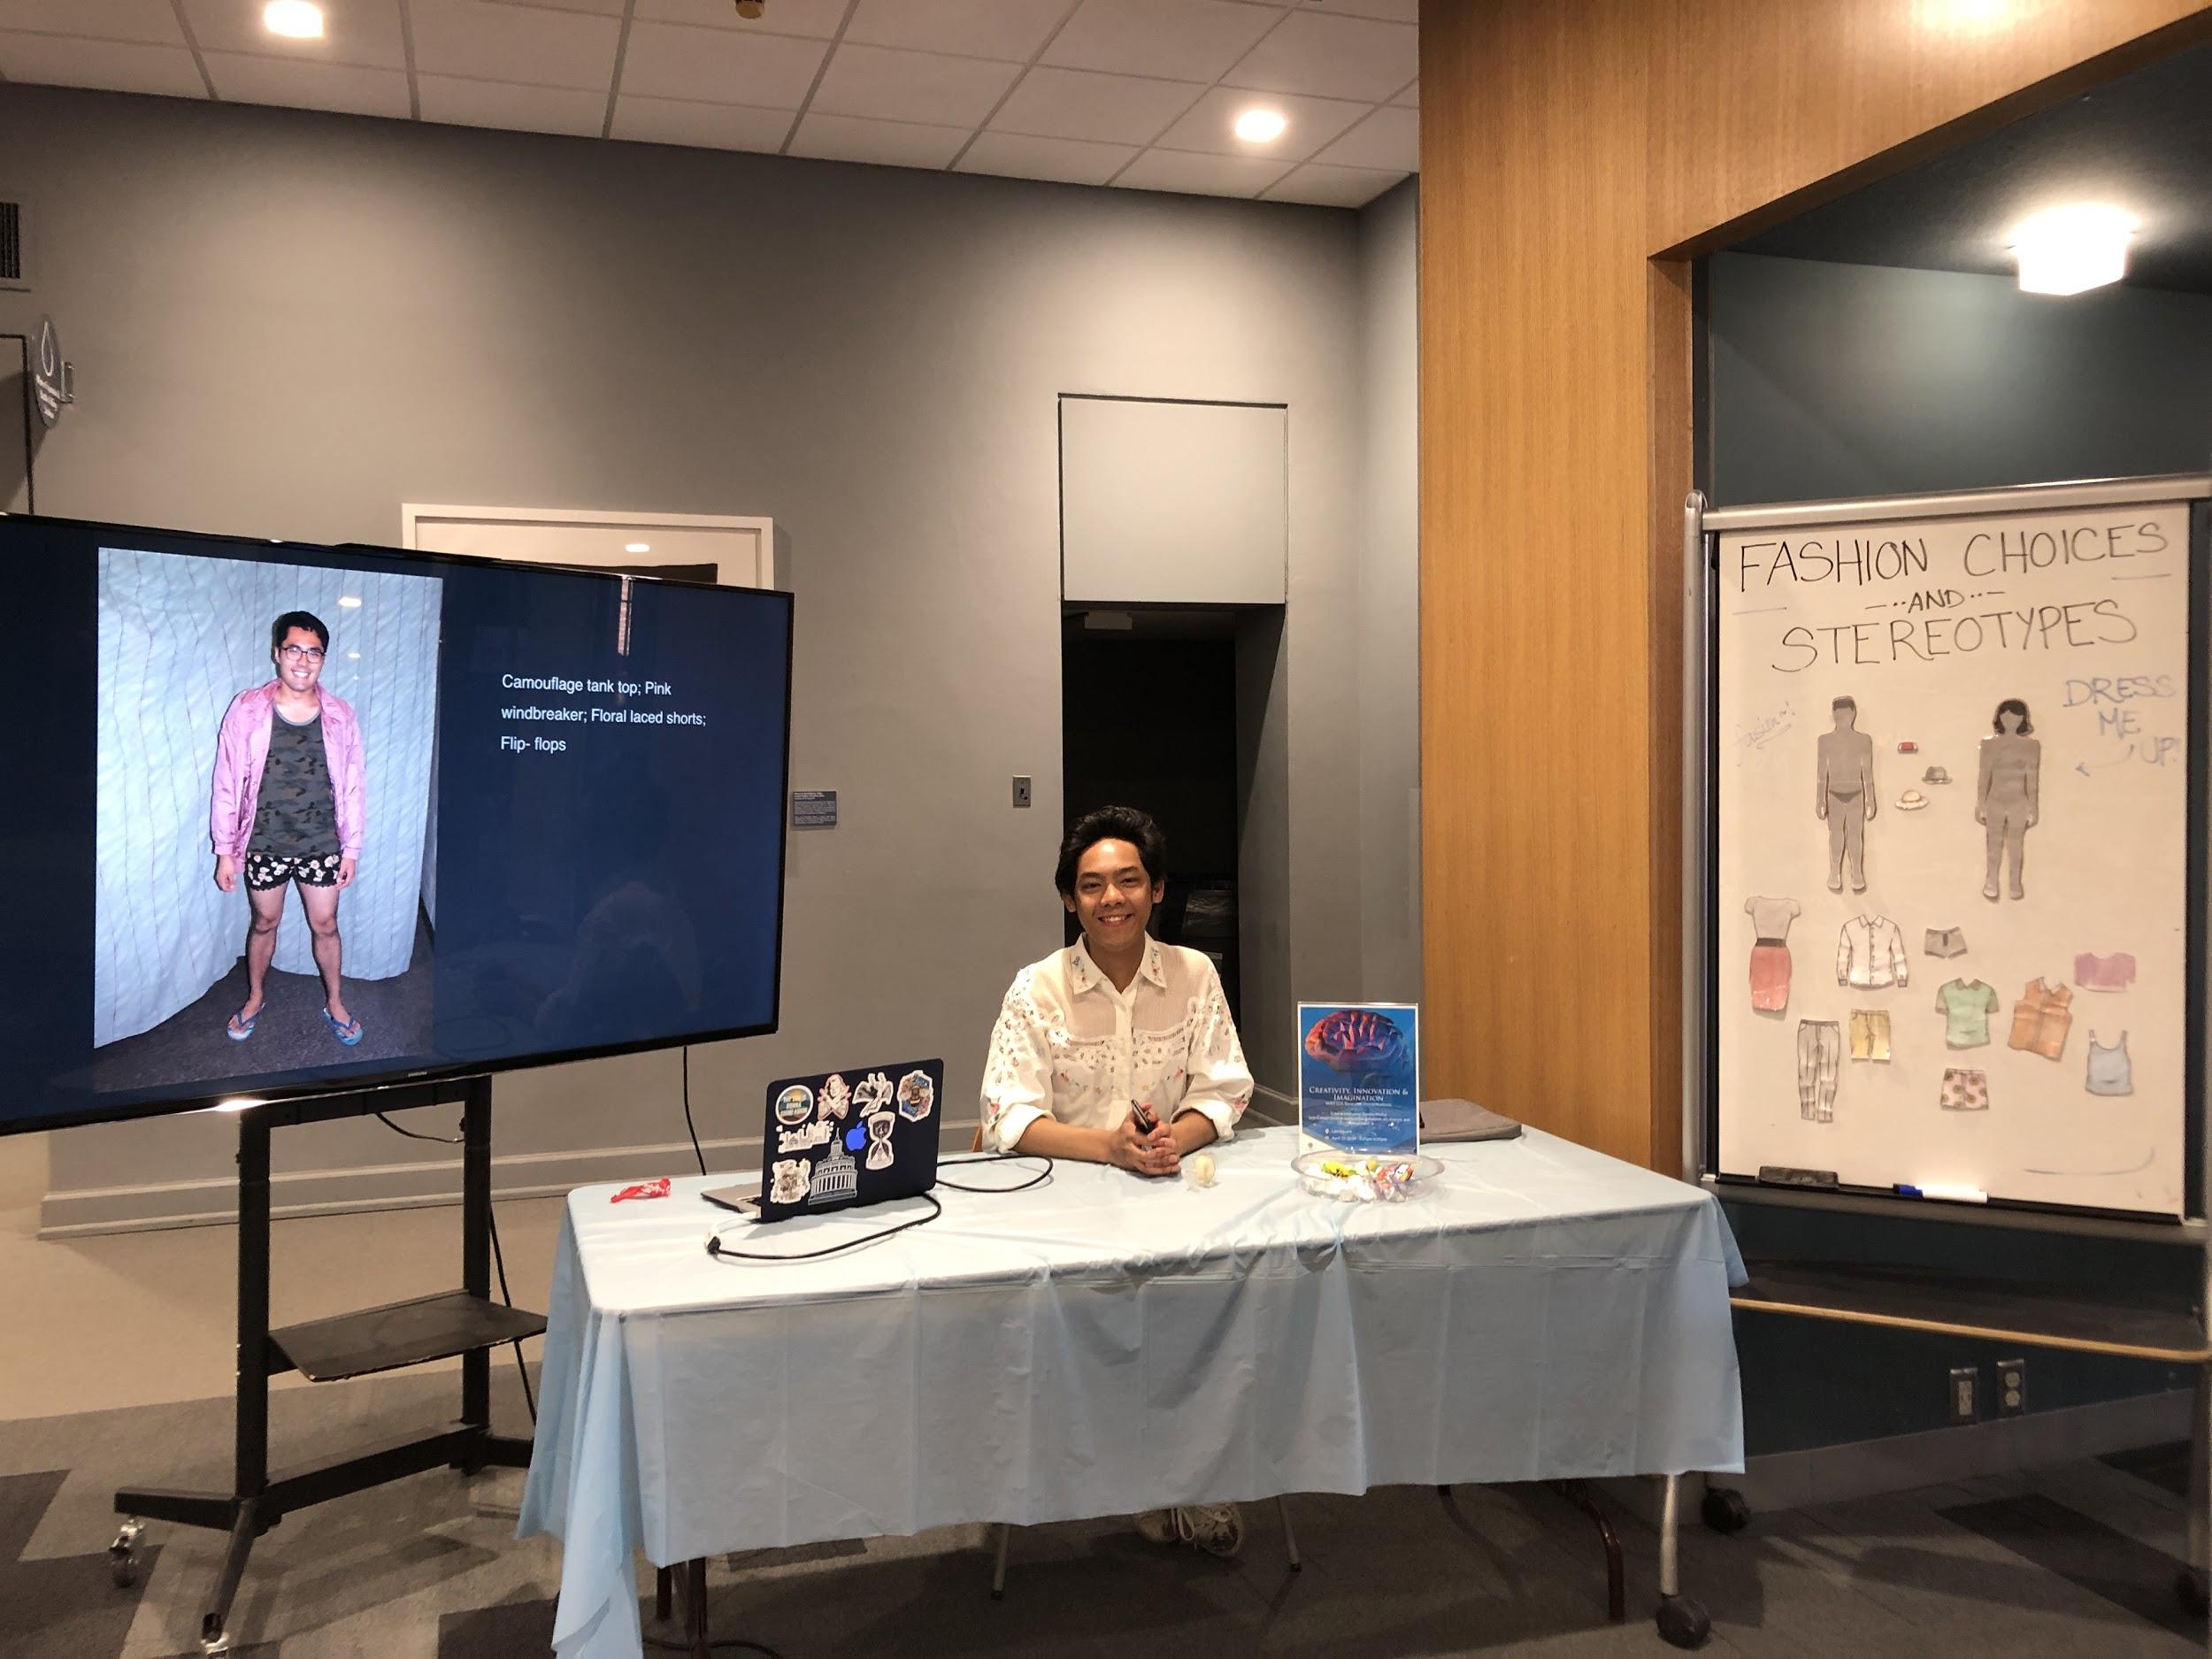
[1837,914,1909,989]
[980,936,1254,1153]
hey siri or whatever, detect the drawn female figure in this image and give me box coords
[1815,696,1876,894]
[1977,698,2039,902]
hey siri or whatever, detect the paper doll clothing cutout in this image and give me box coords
[1924,926,1968,958]
[1837,914,1909,990]
[1939,1066,1990,1112]
[1935,979,2000,1048]
[1750,945,1792,1011]
[2085,1032,2133,1097]
[2075,952,2136,993]
[1816,704,1877,894]
[1848,1009,1892,1063]
[1977,718,2040,902]
[2008,978,2072,1061]
[1896,789,1929,811]
[1745,895,1801,1012]
[1797,1019,1841,1122]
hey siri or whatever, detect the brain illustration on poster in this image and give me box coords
[1715,492,2196,1217]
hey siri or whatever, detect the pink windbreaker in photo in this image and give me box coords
[208,680,366,860]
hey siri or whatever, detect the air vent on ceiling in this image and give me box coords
[0,201,23,288]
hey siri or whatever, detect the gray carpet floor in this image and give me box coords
[1,1363,2202,1657]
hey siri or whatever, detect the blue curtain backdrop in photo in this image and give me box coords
[94,548,442,1048]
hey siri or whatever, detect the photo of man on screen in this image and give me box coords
[210,611,367,1047]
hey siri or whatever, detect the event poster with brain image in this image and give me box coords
[1298,1002,1421,1156]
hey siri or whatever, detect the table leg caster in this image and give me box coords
[2175,1565,2208,1617]
[1656,1594,1711,1649]
[109,1519,144,1588]
[1701,1486,1751,1534]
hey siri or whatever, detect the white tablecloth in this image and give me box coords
[518,1125,1747,1659]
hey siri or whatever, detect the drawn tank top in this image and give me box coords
[2085,1032,2131,1098]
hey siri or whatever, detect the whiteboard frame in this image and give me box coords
[1684,472,2212,1244]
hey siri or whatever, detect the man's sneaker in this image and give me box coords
[1132,1509,1179,1546]
[1174,1502,1245,1558]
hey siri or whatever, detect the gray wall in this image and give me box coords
[0,85,1418,1228]
[1706,250,2208,1455]
[1356,180,1420,998]
[1709,251,2212,507]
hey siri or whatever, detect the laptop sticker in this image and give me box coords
[897,1069,935,1123]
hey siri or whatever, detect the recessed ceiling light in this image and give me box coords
[1233,109,1288,144]
[337,595,363,608]
[263,1,325,41]
[2010,204,2136,296]
[626,541,651,553]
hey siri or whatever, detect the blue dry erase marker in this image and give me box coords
[1893,1184,1922,1197]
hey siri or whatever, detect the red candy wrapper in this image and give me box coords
[611,1177,671,1203]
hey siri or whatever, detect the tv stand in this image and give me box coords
[110,1075,543,1656]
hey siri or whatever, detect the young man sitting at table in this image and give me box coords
[979,804,1255,1555]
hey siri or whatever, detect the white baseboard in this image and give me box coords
[1717,1388,2193,1514]
[36,1124,824,1237]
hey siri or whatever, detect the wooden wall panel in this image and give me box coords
[1418,0,2212,1171]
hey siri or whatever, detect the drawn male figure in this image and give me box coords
[1815,695,1876,895]
[209,611,367,1046]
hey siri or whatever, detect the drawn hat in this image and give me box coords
[1896,788,1930,810]
[1923,765,1951,784]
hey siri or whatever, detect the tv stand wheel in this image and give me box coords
[1701,1486,1751,1534]
[1656,1594,1711,1649]
[109,1519,144,1588]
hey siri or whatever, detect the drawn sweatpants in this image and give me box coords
[1797,1018,1841,1122]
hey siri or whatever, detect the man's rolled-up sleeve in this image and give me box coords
[1172,961,1253,1143]
[980,972,1053,1153]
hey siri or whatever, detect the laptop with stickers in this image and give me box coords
[710,1058,944,1222]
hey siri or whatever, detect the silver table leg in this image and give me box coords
[990,1522,1010,1600]
[1276,1496,1301,1571]
[1655,1473,1711,1648]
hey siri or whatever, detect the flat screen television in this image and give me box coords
[0,513,794,1135]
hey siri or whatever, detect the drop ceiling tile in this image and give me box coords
[0,0,181,46]
[956,129,1134,186]
[846,0,1070,63]
[482,0,628,15]
[418,72,608,134]
[1113,148,1288,199]
[1152,86,1367,165]
[178,0,407,70]
[619,19,826,107]
[987,65,1200,146]
[787,111,970,169]
[406,0,620,91]
[1303,0,1417,22]
[0,34,205,96]
[1042,0,1277,83]
[810,42,1018,127]
[204,50,412,116]
[611,92,794,151]
[634,0,851,38]
[1260,161,1403,208]
[1222,10,1415,104]
[1311,104,1415,172]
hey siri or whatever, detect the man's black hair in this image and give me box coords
[1055,805,1167,897]
[272,611,330,653]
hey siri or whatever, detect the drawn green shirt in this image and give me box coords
[1935,978,2000,1049]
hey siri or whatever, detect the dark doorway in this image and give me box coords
[1,335,30,514]
[1061,606,1263,1022]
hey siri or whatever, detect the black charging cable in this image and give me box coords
[368,1109,536,1425]
[703,1152,1056,1262]
[681,1046,707,1176]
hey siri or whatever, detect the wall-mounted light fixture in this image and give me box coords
[2010,204,2136,296]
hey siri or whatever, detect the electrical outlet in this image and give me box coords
[1996,1356,2027,1417]
[1011,775,1032,808]
[1948,1365,1978,1425]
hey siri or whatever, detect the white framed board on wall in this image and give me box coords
[1698,475,2207,1221]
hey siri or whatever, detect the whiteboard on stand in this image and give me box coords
[1711,480,2203,1218]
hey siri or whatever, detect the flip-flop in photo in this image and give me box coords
[321,1008,364,1047]
[226,1006,259,1042]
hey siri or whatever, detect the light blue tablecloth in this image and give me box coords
[518,1124,1746,1659]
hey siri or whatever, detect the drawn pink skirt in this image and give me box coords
[1749,942,1791,1011]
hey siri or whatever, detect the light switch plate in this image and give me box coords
[1012,775,1032,808]
[1948,1365,1978,1425]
